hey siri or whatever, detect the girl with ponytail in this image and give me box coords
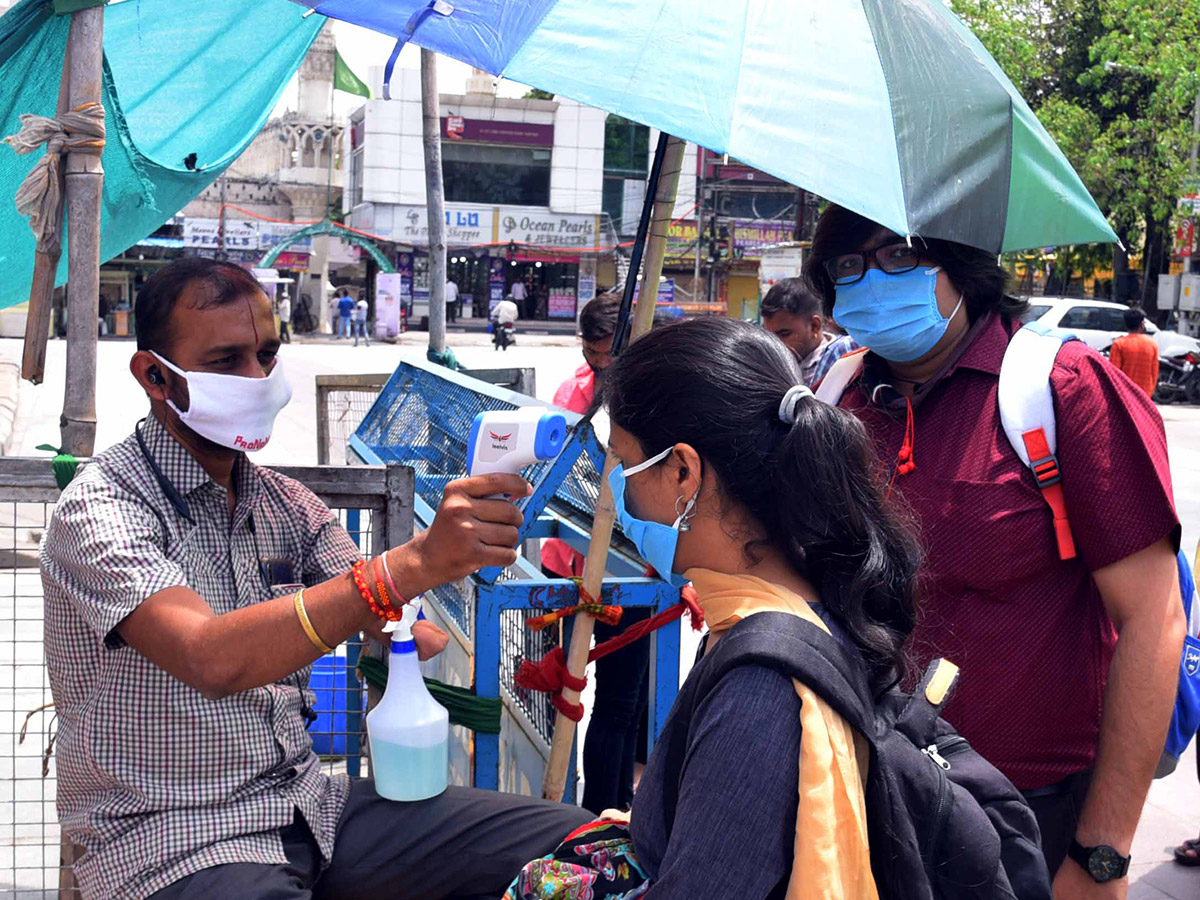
[603,316,922,899]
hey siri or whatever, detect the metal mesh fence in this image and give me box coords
[500,608,559,744]
[0,488,387,897]
[0,499,61,898]
[355,365,612,639]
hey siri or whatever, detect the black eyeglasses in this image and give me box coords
[823,238,928,286]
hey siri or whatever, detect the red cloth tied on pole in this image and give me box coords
[514,586,704,721]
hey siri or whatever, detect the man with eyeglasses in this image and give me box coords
[805,206,1183,898]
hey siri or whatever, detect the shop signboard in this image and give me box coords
[577,257,597,310]
[375,272,403,337]
[657,279,675,304]
[273,251,311,271]
[548,288,577,319]
[759,245,805,291]
[664,220,700,264]
[258,221,313,250]
[488,258,506,313]
[732,219,795,259]
[498,209,598,248]
[183,217,257,249]
[396,252,416,319]
[392,205,494,246]
[442,117,554,146]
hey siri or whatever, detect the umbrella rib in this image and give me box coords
[857,0,912,241]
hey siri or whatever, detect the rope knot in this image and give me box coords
[4,102,106,251]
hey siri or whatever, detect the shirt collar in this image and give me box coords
[138,415,260,513]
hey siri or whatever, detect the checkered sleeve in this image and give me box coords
[41,466,187,647]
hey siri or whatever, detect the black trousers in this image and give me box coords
[146,779,591,900]
[1021,770,1092,876]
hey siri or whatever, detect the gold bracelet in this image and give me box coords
[293,589,334,655]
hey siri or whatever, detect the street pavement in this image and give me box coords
[2,333,1200,894]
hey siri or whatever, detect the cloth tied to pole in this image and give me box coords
[514,585,704,722]
[4,101,105,252]
[525,578,623,632]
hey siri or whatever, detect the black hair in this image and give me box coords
[761,277,823,319]
[135,258,265,354]
[805,205,1029,324]
[579,291,672,343]
[1124,307,1145,332]
[605,317,922,685]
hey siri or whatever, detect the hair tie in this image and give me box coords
[778,384,814,424]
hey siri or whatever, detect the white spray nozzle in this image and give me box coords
[383,596,422,643]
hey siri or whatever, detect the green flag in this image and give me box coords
[334,49,371,99]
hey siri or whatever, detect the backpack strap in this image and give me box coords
[997,322,1078,561]
[693,612,877,740]
[814,346,868,404]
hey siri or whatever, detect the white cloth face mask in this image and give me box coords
[151,351,292,452]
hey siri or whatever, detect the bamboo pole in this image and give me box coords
[20,47,72,385]
[59,6,105,456]
[421,48,447,355]
[541,134,687,803]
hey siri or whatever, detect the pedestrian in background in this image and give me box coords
[445,277,459,323]
[1109,307,1159,399]
[336,289,355,339]
[760,277,858,385]
[510,278,528,319]
[277,292,291,344]
[353,295,370,348]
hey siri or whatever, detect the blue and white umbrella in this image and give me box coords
[296,0,1117,253]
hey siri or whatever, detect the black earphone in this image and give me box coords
[147,367,163,385]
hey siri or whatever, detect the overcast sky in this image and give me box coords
[275,18,534,119]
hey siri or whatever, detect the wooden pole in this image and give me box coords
[59,6,104,457]
[20,47,72,385]
[421,48,447,355]
[541,134,687,803]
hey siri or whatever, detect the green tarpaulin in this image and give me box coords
[0,0,324,311]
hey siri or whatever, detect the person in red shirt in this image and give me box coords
[1108,307,1160,398]
[805,205,1185,897]
[546,292,668,814]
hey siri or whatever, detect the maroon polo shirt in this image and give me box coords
[840,312,1179,790]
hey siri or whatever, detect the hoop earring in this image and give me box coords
[675,493,698,532]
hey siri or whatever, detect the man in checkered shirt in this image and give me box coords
[40,259,589,900]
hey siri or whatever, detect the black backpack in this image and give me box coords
[661,613,1052,900]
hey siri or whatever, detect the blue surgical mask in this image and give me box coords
[608,446,696,587]
[834,265,963,363]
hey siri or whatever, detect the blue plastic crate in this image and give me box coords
[308,654,364,757]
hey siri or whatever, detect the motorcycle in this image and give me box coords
[492,320,515,351]
[1154,351,1200,405]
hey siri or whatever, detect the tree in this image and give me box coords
[523,88,554,100]
[952,0,1200,313]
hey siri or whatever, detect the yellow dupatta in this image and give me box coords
[686,568,879,900]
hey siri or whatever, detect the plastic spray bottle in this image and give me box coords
[366,598,449,801]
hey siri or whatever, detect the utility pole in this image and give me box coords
[60,6,104,457]
[217,173,227,261]
[1189,90,1200,276]
[421,48,447,355]
[693,156,704,304]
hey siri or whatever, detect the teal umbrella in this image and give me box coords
[301,0,1117,253]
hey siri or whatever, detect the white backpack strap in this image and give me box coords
[814,347,868,404]
[997,322,1077,560]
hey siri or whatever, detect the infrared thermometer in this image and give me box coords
[467,407,567,480]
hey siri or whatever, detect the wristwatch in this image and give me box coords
[1068,840,1130,883]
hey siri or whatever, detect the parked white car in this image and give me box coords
[1023,297,1200,358]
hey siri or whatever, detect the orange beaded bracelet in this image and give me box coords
[352,559,401,622]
